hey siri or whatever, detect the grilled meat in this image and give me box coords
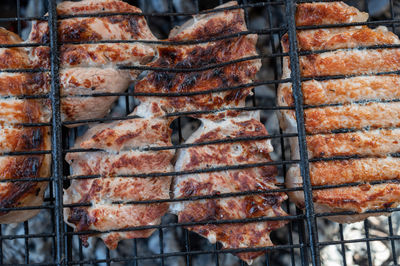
[27,0,156,125]
[295,1,368,26]
[0,28,50,224]
[172,112,287,264]
[64,117,173,248]
[278,1,400,223]
[134,1,260,118]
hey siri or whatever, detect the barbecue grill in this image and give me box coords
[1,0,400,265]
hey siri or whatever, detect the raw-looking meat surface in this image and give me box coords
[134,1,261,119]
[64,117,173,249]
[27,0,156,125]
[0,28,50,224]
[278,1,400,223]
[172,112,287,264]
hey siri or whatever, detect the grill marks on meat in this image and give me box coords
[134,1,261,118]
[0,28,50,224]
[152,3,288,263]
[295,2,368,26]
[27,0,156,125]
[307,129,400,159]
[172,113,287,264]
[64,117,173,249]
[58,0,283,261]
[280,75,400,106]
[278,1,400,223]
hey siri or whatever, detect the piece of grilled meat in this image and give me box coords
[64,116,173,248]
[27,0,156,125]
[0,28,51,224]
[172,112,287,264]
[134,1,260,118]
[278,1,400,223]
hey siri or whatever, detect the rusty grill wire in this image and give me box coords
[0,0,400,265]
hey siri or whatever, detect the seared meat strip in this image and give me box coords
[280,75,400,106]
[27,0,156,125]
[307,129,400,158]
[172,112,287,264]
[134,1,260,118]
[278,1,400,223]
[0,28,50,224]
[64,117,173,248]
[295,2,368,26]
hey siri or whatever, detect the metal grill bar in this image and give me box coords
[388,215,399,265]
[364,220,373,266]
[47,0,65,264]
[285,0,319,265]
[0,225,3,265]
[65,243,305,265]
[339,224,347,266]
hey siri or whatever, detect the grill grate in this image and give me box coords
[0,0,400,265]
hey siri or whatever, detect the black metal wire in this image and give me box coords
[285,0,320,265]
[364,219,373,266]
[388,215,399,265]
[65,243,304,266]
[339,224,347,266]
[47,0,65,264]
[0,225,3,265]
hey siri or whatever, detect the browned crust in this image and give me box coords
[0,28,29,69]
[67,202,169,249]
[307,129,400,158]
[174,115,288,264]
[67,150,174,176]
[300,49,400,77]
[279,2,400,223]
[313,183,400,213]
[29,15,154,44]
[295,2,368,26]
[0,27,50,223]
[64,117,173,248]
[282,26,399,52]
[286,75,400,106]
[0,126,51,223]
[181,122,274,171]
[135,35,260,116]
[26,0,156,126]
[77,117,172,151]
[135,2,260,119]
[0,126,49,152]
[309,157,400,186]
[0,99,50,124]
[0,73,50,96]
[32,43,155,69]
[180,196,286,263]
[56,0,141,15]
[169,1,246,41]
[304,102,400,134]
